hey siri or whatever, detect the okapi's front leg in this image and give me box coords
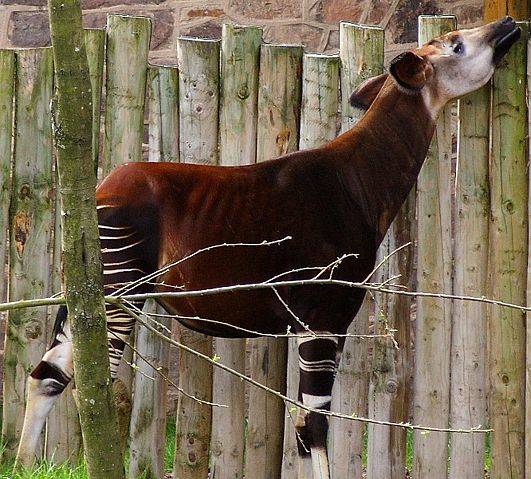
[296,334,339,479]
[15,306,73,468]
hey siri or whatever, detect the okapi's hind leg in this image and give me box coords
[15,306,74,468]
[295,334,340,479]
[16,204,157,468]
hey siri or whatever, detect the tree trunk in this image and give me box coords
[47,1,124,478]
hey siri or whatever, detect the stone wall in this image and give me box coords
[0,0,483,65]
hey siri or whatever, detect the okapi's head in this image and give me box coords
[351,17,521,117]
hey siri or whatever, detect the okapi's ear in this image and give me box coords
[349,73,389,110]
[389,51,432,92]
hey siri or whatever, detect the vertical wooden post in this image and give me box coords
[448,85,490,479]
[100,14,151,450]
[103,14,151,175]
[330,22,384,479]
[128,301,171,479]
[85,28,105,176]
[367,202,414,478]
[0,50,15,458]
[488,21,528,479]
[339,23,384,132]
[2,48,54,461]
[255,44,303,160]
[298,53,340,151]
[147,65,180,164]
[128,65,178,479]
[526,27,531,479]
[210,25,262,479]
[0,49,15,305]
[174,37,218,479]
[280,52,339,479]
[245,42,302,479]
[178,38,220,166]
[219,24,262,166]
[413,15,456,479]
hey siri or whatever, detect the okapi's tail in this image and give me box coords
[49,304,68,349]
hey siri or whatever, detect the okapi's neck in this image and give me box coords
[330,79,436,244]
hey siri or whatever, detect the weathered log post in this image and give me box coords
[245,41,303,479]
[174,37,218,479]
[3,47,54,462]
[488,20,528,479]
[413,15,456,479]
[449,84,490,479]
[330,22,384,479]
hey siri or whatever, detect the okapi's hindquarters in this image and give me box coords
[15,204,157,468]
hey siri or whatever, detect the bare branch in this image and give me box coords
[114,301,492,435]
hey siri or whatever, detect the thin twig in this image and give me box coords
[361,242,411,284]
[111,236,292,297]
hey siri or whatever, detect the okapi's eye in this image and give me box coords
[453,42,464,54]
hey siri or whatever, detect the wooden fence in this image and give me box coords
[0,13,530,479]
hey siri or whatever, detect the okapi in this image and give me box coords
[15,17,520,478]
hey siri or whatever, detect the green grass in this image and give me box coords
[0,417,177,479]
[0,417,492,477]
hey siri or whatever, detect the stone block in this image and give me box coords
[452,5,483,25]
[82,0,168,8]
[3,0,46,5]
[228,0,301,20]
[367,0,389,25]
[181,19,224,39]
[8,11,50,48]
[185,7,225,19]
[321,0,366,24]
[390,0,442,44]
[264,23,324,51]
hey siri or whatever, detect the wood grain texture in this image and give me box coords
[3,47,54,460]
[413,15,456,479]
[103,14,151,175]
[330,22,383,479]
[488,21,528,479]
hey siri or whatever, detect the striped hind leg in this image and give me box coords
[15,306,74,468]
[16,206,156,468]
[296,334,339,479]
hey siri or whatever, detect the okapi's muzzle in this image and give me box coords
[489,16,521,65]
